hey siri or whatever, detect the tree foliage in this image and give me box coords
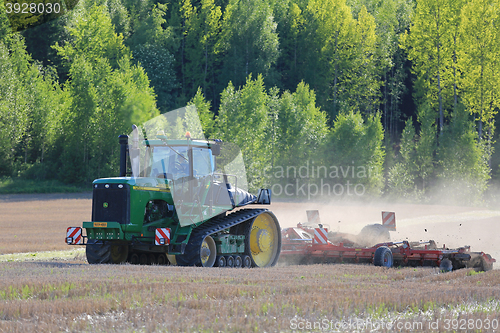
[53,5,158,183]
[1,0,499,203]
[437,105,490,204]
[324,111,385,196]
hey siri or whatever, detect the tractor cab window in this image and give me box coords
[149,146,189,180]
[192,147,213,177]
[149,146,213,180]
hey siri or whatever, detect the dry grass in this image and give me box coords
[1,194,500,332]
[0,260,499,332]
[0,193,91,254]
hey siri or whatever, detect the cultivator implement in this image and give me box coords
[280,210,495,272]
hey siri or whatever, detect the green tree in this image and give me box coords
[348,6,380,114]
[199,0,222,102]
[275,0,305,92]
[133,43,177,112]
[303,0,380,119]
[401,0,455,133]
[217,0,280,90]
[0,36,30,175]
[324,111,385,196]
[106,0,131,38]
[54,4,129,69]
[387,103,437,199]
[0,4,11,41]
[459,0,500,143]
[348,0,414,140]
[437,105,490,204]
[54,5,158,183]
[122,2,178,112]
[216,75,270,190]
[125,1,170,48]
[387,119,417,199]
[414,102,436,192]
[188,87,214,138]
[177,0,223,105]
[304,0,357,118]
[0,31,67,178]
[178,0,201,102]
[274,81,328,168]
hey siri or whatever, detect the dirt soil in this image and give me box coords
[0,193,92,254]
[1,193,499,267]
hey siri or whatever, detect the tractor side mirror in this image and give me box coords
[211,144,221,156]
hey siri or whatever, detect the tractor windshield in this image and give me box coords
[148,146,214,180]
[149,146,189,180]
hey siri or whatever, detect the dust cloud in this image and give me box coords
[268,197,500,269]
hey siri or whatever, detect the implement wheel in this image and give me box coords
[244,211,281,267]
[468,255,493,272]
[439,259,453,272]
[374,246,393,268]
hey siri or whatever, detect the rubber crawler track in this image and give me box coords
[176,208,267,266]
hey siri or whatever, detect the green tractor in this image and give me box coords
[66,107,281,267]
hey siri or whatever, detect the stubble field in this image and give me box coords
[0,193,500,332]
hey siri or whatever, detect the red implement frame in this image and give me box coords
[280,222,495,271]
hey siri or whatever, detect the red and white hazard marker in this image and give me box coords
[155,228,171,245]
[313,228,329,244]
[66,227,82,245]
[382,211,396,231]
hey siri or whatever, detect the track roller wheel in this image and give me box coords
[86,240,128,264]
[216,256,226,267]
[244,211,281,267]
[234,255,242,268]
[129,253,139,264]
[148,253,157,265]
[226,256,234,267]
[157,254,168,265]
[374,246,393,268]
[242,255,252,268]
[139,254,148,265]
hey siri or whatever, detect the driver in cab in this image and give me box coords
[174,154,189,178]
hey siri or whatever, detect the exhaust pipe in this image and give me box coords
[119,134,129,177]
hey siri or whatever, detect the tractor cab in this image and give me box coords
[146,141,216,181]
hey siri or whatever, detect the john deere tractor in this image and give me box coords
[66,107,281,267]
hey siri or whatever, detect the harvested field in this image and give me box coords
[1,194,500,332]
[0,193,92,254]
[0,259,500,332]
[2,193,499,260]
